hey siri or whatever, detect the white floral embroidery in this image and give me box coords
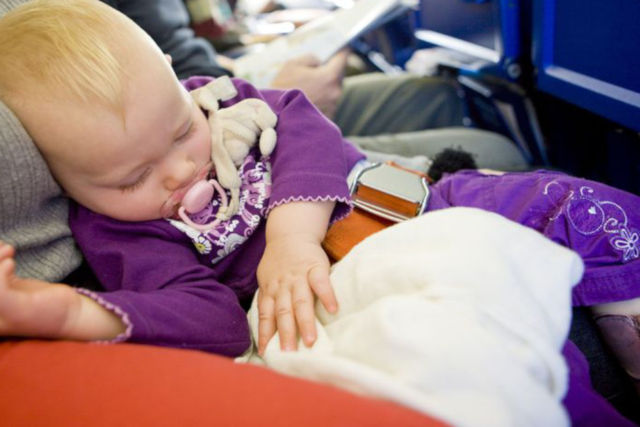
[211,233,246,264]
[610,228,640,262]
[544,180,639,263]
[193,235,212,255]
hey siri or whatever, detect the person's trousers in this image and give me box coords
[334,72,529,171]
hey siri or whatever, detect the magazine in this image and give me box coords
[233,0,417,87]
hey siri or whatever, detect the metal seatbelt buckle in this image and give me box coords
[348,162,430,222]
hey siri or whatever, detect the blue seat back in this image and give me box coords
[415,0,523,81]
[533,0,640,131]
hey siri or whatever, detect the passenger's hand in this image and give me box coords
[0,241,81,338]
[271,50,350,119]
[0,240,125,340]
[216,54,236,72]
[256,233,337,355]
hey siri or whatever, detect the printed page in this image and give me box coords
[234,0,417,87]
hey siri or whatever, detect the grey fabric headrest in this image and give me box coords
[0,94,82,281]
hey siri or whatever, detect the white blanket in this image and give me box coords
[238,208,584,427]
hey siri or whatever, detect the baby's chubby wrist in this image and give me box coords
[265,200,336,244]
[266,230,324,246]
[61,292,127,341]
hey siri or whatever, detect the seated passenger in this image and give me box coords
[102,0,527,172]
[0,1,637,424]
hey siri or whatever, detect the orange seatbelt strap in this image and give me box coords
[322,162,431,262]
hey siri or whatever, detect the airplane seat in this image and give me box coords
[413,0,549,167]
[364,0,639,194]
[531,0,640,194]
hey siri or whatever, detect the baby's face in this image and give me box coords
[17,30,212,222]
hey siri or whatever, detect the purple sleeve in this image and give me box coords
[69,204,250,357]
[233,80,360,223]
[184,76,365,223]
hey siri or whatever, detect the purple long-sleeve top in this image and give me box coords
[69,76,365,356]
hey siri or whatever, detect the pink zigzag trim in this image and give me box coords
[75,288,133,344]
[266,195,353,224]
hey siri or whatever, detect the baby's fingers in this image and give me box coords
[257,293,276,356]
[275,290,297,352]
[292,282,316,347]
[0,257,15,284]
[287,54,321,67]
[0,243,15,291]
[308,264,338,314]
[0,242,15,260]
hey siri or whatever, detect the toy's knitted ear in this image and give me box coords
[259,128,277,156]
[190,86,220,112]
[191,76,238,112]
[208,76,238,102]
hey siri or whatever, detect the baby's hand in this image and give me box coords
[0,241,81,337]
[256,234,337,355]
[0,241,125,341]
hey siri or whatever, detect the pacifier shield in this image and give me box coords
[181,180,214,214]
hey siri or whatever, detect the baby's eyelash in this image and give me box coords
[176,121,195,143]
[120,168,151,193]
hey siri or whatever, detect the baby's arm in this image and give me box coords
[69,206,252,356]
[0,241,125,340]
[256,201,338,355]
[224,81,356,354]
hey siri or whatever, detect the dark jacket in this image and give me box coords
[101,0,232,79]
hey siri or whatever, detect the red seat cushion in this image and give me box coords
[0,340,445,426]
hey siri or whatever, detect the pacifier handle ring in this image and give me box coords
[176,177,228,232]
[208,178,229,211]
[178,206,221,232]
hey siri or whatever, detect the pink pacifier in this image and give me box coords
[181,180,216,213]
[160,162,229,232]
[177,178,229,232]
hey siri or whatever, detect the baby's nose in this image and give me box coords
[164,160,195,191]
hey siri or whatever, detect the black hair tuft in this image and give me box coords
[427,148,477,182]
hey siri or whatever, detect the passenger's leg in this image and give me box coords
[334,73,529,171]
[333,73,465,136]
[348,127,529,171]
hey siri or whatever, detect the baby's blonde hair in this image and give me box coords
[0,0,134,111]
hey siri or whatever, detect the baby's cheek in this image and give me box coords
[196,131,212,159]
[123,192,165,221]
